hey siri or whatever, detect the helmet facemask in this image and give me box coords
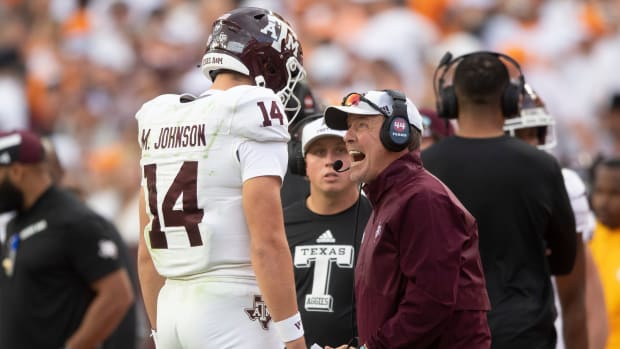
[504,84,557,150]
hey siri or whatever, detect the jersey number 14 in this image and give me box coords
[143,161,204,249]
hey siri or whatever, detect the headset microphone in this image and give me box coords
[439,51,453,67]
[332,160,350,173]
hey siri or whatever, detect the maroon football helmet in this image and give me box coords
[201,7,305,107]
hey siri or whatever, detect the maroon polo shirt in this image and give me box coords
[355,151,491,348]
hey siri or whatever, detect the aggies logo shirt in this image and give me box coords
[283,196,372,346]
[293,230,354,312]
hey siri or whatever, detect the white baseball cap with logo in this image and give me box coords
[301,117,346,157]
[323,90,424,133]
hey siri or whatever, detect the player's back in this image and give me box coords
[136,85,290,279]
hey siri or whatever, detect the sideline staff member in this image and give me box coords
[0,130,134,349]
[325,90,491,349]
[284,117,372,347]
[423,51,577,348]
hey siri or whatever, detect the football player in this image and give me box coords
[504,84,608,349]
[136,7,307,349]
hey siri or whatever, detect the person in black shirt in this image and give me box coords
[284,117,371,348]
[0,130,134,349]
[422,51,577,349]
[41,136,139,349]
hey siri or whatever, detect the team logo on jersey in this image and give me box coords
[316,230,336,244]
[244,295,271,330]
[294,244,354,312]
[98,239,118,259]
[374,224,383,240]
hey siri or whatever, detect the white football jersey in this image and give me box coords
[136,85,290,279]
[561,168,595,241]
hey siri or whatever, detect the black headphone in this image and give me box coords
[288,114,323,176]
[433,51,525,119]
[379,89,411,152]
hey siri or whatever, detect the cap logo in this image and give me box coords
[0,133,21,150]
[0,152,10,164]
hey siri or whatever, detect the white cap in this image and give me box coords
[301,118,346,157]
[324,90,424,132]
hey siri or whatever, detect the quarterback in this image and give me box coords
[136,7,307,349]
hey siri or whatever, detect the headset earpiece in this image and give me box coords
[437,85,458,119]
[288,139,306,176]
[287,115,323,176]
[501,80,522,117]
[380,89,411,152]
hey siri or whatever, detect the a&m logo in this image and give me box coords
[244,295,271,330]
[374,224,383,240]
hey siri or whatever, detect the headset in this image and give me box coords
[288,114,323,176]
[379,89,411,152]
[433,51,525,119]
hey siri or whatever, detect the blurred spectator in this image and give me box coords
[598,93,620,157]
[0,47,28,131]
[350,0,438,100]
[590,157,620,349]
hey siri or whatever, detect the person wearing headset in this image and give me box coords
[422,51,577,348]
[324,90,490,349]
[283,116,372,348]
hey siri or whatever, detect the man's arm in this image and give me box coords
[555,234,588,349]
[584,245,608,349]
[65,268,134,349]
[242,176,306,349]
[137,187,165,329]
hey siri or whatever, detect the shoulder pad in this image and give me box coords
[226,86,290,143]
[135,94,182,122]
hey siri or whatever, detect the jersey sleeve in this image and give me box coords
[229,86,291,143]
[238,140,288,182]
[561,168,595,239]
[65,215,122,284]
